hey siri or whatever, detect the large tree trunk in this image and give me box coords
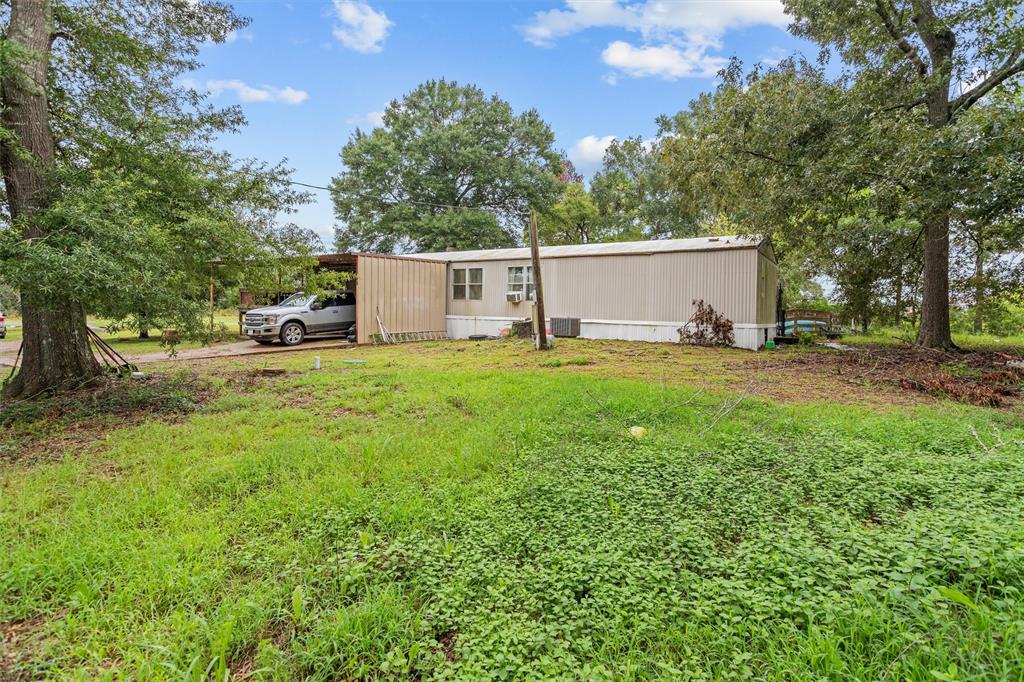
[911,10,957,349]
[973,243,984,333]
[8,294,98,397]
[915,211,955,349]
[1,0,100,398]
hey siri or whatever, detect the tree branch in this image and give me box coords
[741,148,800,169]
[911,0,950,61]
[874,0,929,77]
[740,148,910,191]
[950,51,1024,116]
[882,94,927,112]
[49,30,72,47]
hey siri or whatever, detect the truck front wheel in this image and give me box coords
[280,322,305,346]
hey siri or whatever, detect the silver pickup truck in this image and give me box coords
[242,291,356,346]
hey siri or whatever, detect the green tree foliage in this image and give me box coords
[948,92,1024,331]
[661,0,1024,347]
[0,0,316,397]
[590,136,702,242]
[536,183,604,245]
[824,213,919,332]
[331,80,562,253]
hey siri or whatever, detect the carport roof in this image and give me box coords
[407,235,763,262]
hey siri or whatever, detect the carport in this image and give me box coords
[351,253,447,344]
[233,252,447,345]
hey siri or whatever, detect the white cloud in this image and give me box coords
[346,110,386,127]
[332,0,392,53]
[203,79,309,105]
[523,0,633,47]
[523,0,789,81]
[758,46,790,67]
[602,40,725,79]
[569,135,617,176]
[524,0,787,46]
[224,29,254,43]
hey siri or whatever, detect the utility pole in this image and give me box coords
[529,209,548,350]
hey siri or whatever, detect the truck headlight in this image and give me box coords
[263,315,277,324]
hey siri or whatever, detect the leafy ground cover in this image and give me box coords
[2,339,1024,679]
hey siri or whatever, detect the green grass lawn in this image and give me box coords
[91,314,244,356]
[2,340,1024,679]
[2,313,242,354]
[843,326,1024,354]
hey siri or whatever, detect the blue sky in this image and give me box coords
[192,1,814,249]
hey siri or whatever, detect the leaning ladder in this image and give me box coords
[370,330,448,344]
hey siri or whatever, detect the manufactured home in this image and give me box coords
[411,236,779,351]
[235,235,779,351]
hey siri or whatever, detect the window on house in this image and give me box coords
[468,268,483,300]
[452,268,466,300]
[453,268,483,300]
[507,266,535,300]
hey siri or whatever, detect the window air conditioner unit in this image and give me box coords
[506,291,524,303]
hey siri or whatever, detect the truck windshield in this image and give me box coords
[278,293,311,307]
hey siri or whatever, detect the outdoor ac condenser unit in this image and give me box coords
[506,291,524,303]
[551,317,581,338]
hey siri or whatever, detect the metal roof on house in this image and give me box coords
[409,236,763,263]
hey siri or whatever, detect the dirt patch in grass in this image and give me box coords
[0,372,214,464]
[230,620,294,680]
[329,406,375,418]
[1,611,63,680]
[282,393,319,409]
[215,367,290,391]
[436,630,458,662]
[747,345,1024,407]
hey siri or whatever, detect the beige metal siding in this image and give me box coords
[356,255,446,344]
[646,250,755,323]
[447,248,760,324]
[446,260,532,319]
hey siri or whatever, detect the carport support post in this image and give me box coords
[529,209,548,350]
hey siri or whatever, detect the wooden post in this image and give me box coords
[529,209,548,350]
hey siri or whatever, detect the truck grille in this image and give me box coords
[244,313,264,326]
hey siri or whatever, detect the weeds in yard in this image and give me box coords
[1,345,1024,679]
[540,355,592,368]
[0,372,212,463]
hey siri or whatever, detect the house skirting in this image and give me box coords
[444,316,773,351]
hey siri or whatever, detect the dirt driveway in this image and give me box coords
[0,338,353,368]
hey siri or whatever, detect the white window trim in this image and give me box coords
[507,265,536,301]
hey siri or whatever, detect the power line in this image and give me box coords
[286,179,510,214]
[288,180,334,191]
